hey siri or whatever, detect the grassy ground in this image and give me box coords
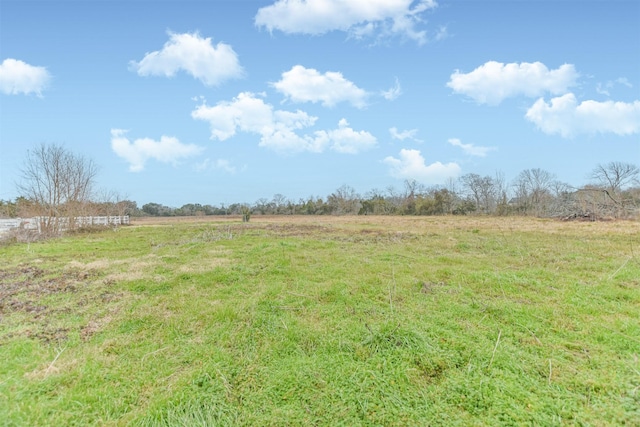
[0,216,639,426]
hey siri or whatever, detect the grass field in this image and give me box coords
[1,215,639,426]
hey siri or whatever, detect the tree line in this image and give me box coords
[1,144,639,224]
[134,163,639,220]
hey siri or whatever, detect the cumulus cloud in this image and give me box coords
[389,127,421,142]
[447,61,579,105]
[447,138,496,157]
[272,65,368,108]
[314,119,377,154]
[110,129,204,172]
[192,92,377,154]
[384,148,460,182]
[129,32,243,86]
[525,93,640,137]
[255,0,438,44]
[191,92,282,141]
[0,58,51,96]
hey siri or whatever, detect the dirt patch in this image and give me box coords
[0,266,78,344]
[33,327,71,344]
[3,300,47,314]
[80,315,115,341]
[420,281,445,294]
[0,264,123,344]
[260,223,333,238]
[0,266,82,314]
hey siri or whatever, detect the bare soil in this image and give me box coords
[0,265,108,343]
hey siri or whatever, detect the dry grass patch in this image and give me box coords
[24,352,79,380]
[177,249,231,274]
[133,214,640,238]
[65,255,169,285]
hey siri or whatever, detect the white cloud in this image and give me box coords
[596,77,633,97]
[389,127,421,142]
[192,92,280,140]
[595,83,611,97]
[381,78,402,100]
[616,77,633,88]
[255,0,438,44]
[214,159,238,174]
[195,158,239,174]
[272,65,368,108]
[314,119,377,154]
[129,32,243,86]
[110,129,204,172]
[525,93,640,137]
[447,61,579,105]
[192,92,377,154]
[0,58,51,96]
[384,148,460,182]
[434,25,448,41]
[447,138,496,157]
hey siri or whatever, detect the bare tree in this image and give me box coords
[460,173,496,214]
[271,193,289,214]
[327,184,361,215]
[94,189,134,217]
[545,180,574,217]
[589,162,640,218]
[402,179,418,214]
[17,143,98,232]
[361,188,395,215]
[493,171,511,215]
[512,168,555,216]
[384,185,404,212]
[441,177,463,214]
[590,162,639,193]
[254,198,270,215]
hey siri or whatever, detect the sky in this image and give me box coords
[1,0,639,207]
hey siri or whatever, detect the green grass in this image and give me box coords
[1,216,639,426]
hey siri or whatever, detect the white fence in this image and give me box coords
[0,216,129,234]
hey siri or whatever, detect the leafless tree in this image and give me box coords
[545,180,574,217]
[512,168,555,216]
[493,171,511,215]
[362,188,395,215]
[401,179,424,214]
[590,162,639,193]
[97,189,136,217]
[17,143,98,232]
[254,198,270,215]
[460,173,496,214]
[589,162,640,218]
[327,184,361,215]
[385,185,404,212]
[271,193,289,214]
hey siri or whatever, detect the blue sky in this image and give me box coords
[1,0,639,207]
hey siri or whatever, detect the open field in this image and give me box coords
[1,215,639,426]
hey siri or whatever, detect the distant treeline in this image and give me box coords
[2,163,639,220]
